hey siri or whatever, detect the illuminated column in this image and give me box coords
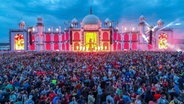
[59,34,62,51]
[80,29,84,51]
[32,34,35,51]
[43,33,46,51]
[35,33,38,51]
[51,33,54,51]
[156,32,159,50]
[130,32,132,50]
[64,32,66,51]
[61,34,64,51]
[122,33,124,50]
[36,18,44,51]
[115,31,118,51]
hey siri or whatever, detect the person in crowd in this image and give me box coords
[0,51,183,104]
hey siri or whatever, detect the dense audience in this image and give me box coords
[0,51,184,104]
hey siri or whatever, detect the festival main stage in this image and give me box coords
[10,9,174,52]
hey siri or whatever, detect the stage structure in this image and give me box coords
[9,9,173,51]
[138,15,173,50]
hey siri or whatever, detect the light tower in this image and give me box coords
[138,15,148,50]
[36,17,44,51]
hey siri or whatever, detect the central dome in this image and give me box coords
[82,14,100,25]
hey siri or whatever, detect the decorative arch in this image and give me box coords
[132,43,137,50]
[54,43,59,50]
[14,34,24,50]
[74,32,80,40]
[124,33,129,41]
[46,43,51,50]
[103,32,108,41]
[103,42,109,50]
[54,34,59,42]
[46,34,51,42]
[74,42,80,50]
[124,42,129,50]
[132,33,137,41]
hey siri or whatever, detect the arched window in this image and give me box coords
[132,33,137,41]
[54,43,59,50]
[46,34,51,42]
[74,32,80,40]
[103,32,108,41]
[103,42,108,50]
[124,42,129,50]
[46,43,51,50]
[74,43,80,50]
[54,34,59,42]
[132,43,137,50]
[124,34,129,41]
[14,34,24,50]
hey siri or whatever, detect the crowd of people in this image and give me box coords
[0,51,184,104]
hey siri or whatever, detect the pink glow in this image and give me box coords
[103,32,109,40]
[124,33,129,41]
[54,34,59,42]
[46,34,51,42]
[74,32,80,41]
[46,43,51,50]
[118,33,121,41]
[132,42,137,50]
[124,42,129,49]
[54,43,59,50]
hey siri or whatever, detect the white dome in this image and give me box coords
[19,20,25,26]
[82,14,100,25]
[105,18,111,23]
[139,15,145,21]
[72,17,78,24]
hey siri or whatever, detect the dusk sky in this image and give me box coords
[0,0,184,42]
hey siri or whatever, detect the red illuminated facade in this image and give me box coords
[9,11,174,51]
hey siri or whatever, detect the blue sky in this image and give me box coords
[0,0,184,42]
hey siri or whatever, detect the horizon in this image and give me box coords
[0,0,184,43]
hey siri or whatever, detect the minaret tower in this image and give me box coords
[36,17,44,51]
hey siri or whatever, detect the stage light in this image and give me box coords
[175,23,181,26]
[105,46,107,50]
[98,46,100,50]
[56,28,59,32]
[48,28,51,32]
[124,27,127,31]
[132,27,135,31]
[32,27,35,32]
